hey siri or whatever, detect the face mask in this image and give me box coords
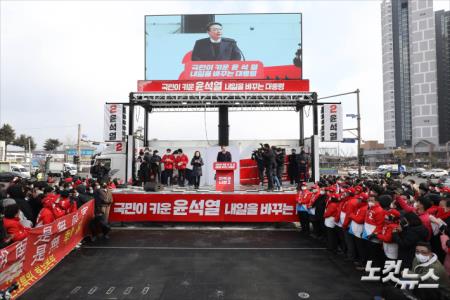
[368,202,375,208]
[312,190,317,193]
[301,187,307,190]
[390,203,396,209]
[320,190,325,195]
[415,253,431,263]
[74,192,79,197]
[89,189,93,193]
[413,202,419,209]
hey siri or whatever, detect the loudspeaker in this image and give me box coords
[144,182,163,192]
[181,15,215,33]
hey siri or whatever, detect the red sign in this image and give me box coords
[108,193,298,223]
[137,79,310,93]
[0,201,94,299]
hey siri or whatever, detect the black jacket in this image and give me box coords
[217,151,232,162]
[192,38,242,61]
[392,224,428,269]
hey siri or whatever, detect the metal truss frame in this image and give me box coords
[129,92,316,112]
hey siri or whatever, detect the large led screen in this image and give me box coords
[145,13,303,80]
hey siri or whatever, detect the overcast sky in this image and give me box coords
[1,0,449,150]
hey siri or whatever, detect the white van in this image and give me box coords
[0,162,31,178]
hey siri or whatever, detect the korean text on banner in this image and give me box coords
[104,104,126,142]
[322,104,343,142]
[0,201,94,299]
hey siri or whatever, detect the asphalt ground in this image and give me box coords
[21,229,382,300]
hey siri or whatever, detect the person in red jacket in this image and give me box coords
[364,194,391,268]
[395,194,432,240]
[3,203,30,242]
[348,192,369,269]
[341,188,359,262]
[162,148,175,186]
[36,193,58,226]
[324,193,340,254]
[377,209,400,260]
[297,184,313,235]
[175,149,189,187]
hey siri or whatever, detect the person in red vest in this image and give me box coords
[3,202,30,242]
[175,149,189,187]
[162,148,175,186]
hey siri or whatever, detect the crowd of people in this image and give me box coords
[297,176,450,299]
[252,144,308,191]
[0,175,116,249]
[136,146,232,189]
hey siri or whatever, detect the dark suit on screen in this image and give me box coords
[191,38,242,61]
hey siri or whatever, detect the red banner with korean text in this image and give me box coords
[138,79,309,93]
[109,193,298,223]
[0,201,94,299]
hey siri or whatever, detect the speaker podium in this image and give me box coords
[213,162,237,192]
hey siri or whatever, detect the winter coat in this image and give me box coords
[392,224,428,269]
[162,154,175,170]
[3,217,30,242]
[190,156,204,177]
[175,154,189,170]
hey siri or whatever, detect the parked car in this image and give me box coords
[409,167,426,175]
[420,169,448,179]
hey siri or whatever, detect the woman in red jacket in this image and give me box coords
[324,193,340,254]
[3,203,30,242]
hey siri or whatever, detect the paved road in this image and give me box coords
[22,229,381,300]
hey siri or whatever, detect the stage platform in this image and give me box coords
[109,184,299,223]
[116,184,298,194]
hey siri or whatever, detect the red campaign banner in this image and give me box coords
[137,79,310,93]
[109,193,298,223]
[0,201,94,299]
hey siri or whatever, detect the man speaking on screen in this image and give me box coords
[191,22,242,61]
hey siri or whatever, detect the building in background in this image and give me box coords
[435,9,450,145]
[381,0,439,149]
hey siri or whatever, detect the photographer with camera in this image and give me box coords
[275,147,285,190]
[261,144,275,191]
[251,147,265,187]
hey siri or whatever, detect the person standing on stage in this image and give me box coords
[162,148,175,186]
[298,149,308,184]
[275,147,285,189]
[217,146,232,162]
[175,149,189,187]
[288,149,299,185]
[191,151,204,189]
[251,148,265,186]
[150,150,162,183]
[262,144,275,191]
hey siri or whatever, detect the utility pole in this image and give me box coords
[356,89,362,178]
[77,124,81,171]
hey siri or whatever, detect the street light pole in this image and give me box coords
[356,89,361,178]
